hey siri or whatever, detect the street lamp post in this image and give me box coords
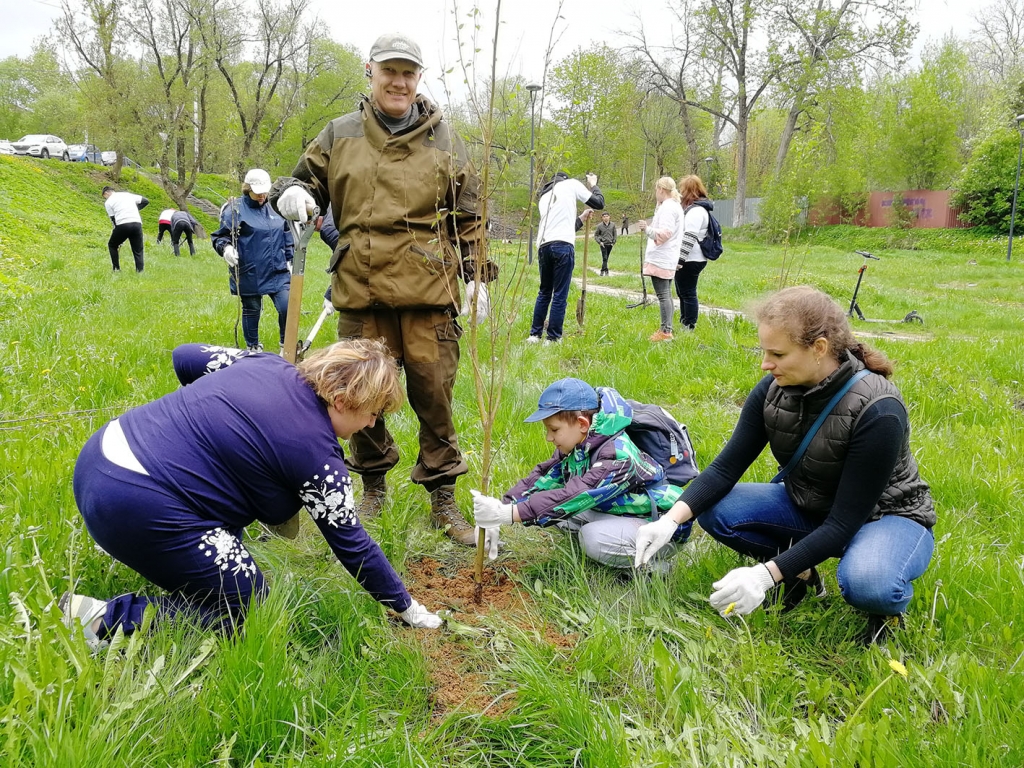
[703,156,714,198]
[526,82,542,265]
[1007,114,1024,263]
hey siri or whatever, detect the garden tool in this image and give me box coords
[626,231,651,309]
[297,303,334,361]
[576,216,591,328]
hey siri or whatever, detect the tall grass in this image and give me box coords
[1,156,1022,765]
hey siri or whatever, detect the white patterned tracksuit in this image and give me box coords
[72,345,412,640]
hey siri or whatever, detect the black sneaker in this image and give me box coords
[861,613,904,645]
[778,567,826,613]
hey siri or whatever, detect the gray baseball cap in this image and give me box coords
[369,33,424,68]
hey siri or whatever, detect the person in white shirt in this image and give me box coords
[157,208,175,243]
[638,177,684,342]
[102,186,149,273]
[676,175,712,330]
[527,171,604,343]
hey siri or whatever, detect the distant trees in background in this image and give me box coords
[0,0,1021,232]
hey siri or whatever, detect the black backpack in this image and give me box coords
[685,203,724,261]
[622,400,699,487]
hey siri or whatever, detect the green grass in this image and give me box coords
[1,156,1023,766]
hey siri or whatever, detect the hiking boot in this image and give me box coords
[861,613,904,646]
[356,474,387,520]
[59,592,109,651]
[429,486,476,546]
[649,330,674,342]
[777,567,827,613]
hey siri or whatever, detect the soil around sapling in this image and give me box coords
[401,557,577,721]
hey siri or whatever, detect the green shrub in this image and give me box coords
[952,127,1024,232]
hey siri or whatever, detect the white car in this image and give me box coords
[11,134,69,161]
[101,150,116,166]
[0,140,13,156]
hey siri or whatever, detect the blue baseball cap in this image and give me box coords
[524,378,599,423]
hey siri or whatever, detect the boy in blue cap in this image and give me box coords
[472,378,692,570]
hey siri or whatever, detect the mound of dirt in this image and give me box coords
[403,557,576,721]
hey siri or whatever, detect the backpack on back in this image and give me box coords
[623,400,699,487]
[685,203,724,261]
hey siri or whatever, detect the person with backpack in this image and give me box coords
[471,377,697,572]
[633,287,935,644]
[675,174,720,331]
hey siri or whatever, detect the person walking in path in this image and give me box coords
[271,33,484,545]
[62,339,443,650]
[526,171,604,343]
[594,211,617,275]
[633,286,935,644]
[170,209,200,256]
[638,177,684,342]
[676,175,712,331]
[103,186,148,273]
[211,169,293,353]
[621,213,629,236]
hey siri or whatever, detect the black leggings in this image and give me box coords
[108,223,144,272]
[674,260,707,329]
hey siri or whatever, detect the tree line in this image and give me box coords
[1,0,1022,232]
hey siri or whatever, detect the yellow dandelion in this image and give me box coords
[41,369,50,375]
[723,602,736,616]
[888,659,908,678]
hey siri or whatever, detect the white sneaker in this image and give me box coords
[525,335,541,344]
[543,338,560,346]
[246,344,264,353]
[59,592,109,651]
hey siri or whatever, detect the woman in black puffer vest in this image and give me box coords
[634,286,935,644]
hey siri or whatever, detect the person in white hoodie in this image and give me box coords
[638,177,684,341]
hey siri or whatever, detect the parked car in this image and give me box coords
[10,134,69,160]
[68,143,104,163]
[0,140,13,156]
[101,150,116,166]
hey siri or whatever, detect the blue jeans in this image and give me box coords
[240,290,289,348]
[529,241,575,340]
[697,483,934,615]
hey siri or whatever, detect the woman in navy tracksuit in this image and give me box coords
[64,340,443,648]
[211,169,293,352]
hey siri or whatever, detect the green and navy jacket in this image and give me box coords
[503,387,684,526]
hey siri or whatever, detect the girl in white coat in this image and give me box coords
[638,177,684,341]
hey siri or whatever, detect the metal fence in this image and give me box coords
[712,197,764,228]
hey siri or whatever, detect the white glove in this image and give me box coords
[222,245,239,267]
[323,298,336,315]
[277,186,315,223]
[709,564,777,616]
[633,515,680,568]
[476,526,500,561]
[398,598,443,629]
[286,261,292,274]
[470,490,514,528]
[585,172,598,188]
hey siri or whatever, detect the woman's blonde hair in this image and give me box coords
[297,338,404,415]
[677,175,708,207]
[655,176,681,203]
[754,286,894,377]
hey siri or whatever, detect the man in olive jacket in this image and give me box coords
[594,212,617,275]
[272,33,482,545]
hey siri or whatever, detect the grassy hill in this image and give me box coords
[1,155,1022,766]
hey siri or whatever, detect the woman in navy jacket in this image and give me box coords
[211,168,294,352]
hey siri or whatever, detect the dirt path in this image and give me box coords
[572,273,931,342]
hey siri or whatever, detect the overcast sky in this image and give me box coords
[4,0,982,102]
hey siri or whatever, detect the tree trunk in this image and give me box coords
[734,111,748,225]
[678,101,700,174]
[774,94,804,177]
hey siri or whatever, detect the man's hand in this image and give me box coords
[633,515,679,568]
[222,245,239,267]
[277,186,316,223]
[579,208,594,222]
[470,489,514,528]
[709,564,777,616]
[323,298,336,315]
[398,599,443,629]
[637,220,647,231]
[476,526,501,561]
[585,172,598,189]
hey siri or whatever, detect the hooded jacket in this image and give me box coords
[274,95,483,312]
[681,199,712,262]
[503,387,683,526]
[211,194,293,297]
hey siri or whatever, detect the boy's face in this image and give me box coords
[542,414,590,455]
